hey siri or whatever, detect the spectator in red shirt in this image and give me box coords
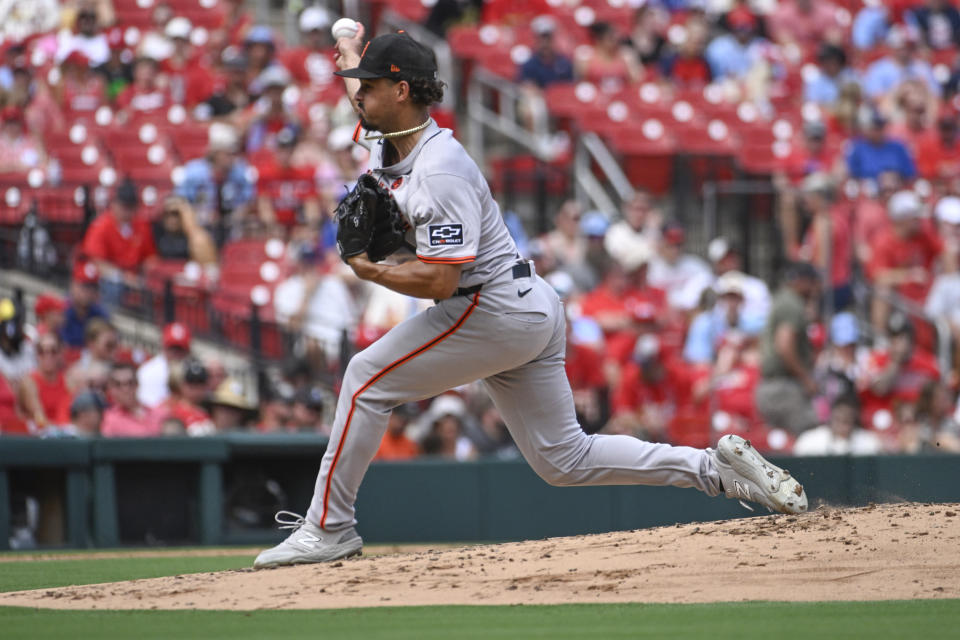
[888,91,932,157]
[29,332,72,427]
[868,190,944,335]
[115,56,169,115]
[608,334,692,441]
[660,19,712,87]
[282,7,338,93]
[32,293,68,338]
[915,108,960,182]
[0,370,29,434]
[710,333,763,424]
[858,313,940,444]
[53,50,106,117]
[101,362,159,437]
[579,252,668,366]
[256,127,320,233]
[374,404,420,461]
[768,0,844,49]
[213,0,255,49]
[82,178,156,307]
[782,120,842,184]
[565,329,608,433]
[575,22,643,93]
[853,170,902,266]
[160,17,216,107]
[0,300,42,434]
[149,358,215,436]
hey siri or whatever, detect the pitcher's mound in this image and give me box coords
[3,502,958,610]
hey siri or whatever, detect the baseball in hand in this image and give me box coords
[332,18,359,40]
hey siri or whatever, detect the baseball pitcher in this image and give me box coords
[254,26,807,568]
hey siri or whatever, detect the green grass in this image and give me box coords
[0,555,253,593]
[0,601,958,639]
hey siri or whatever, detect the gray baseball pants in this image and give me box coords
[306,266,721,531]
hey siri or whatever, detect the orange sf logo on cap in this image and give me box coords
[390,64,400,73]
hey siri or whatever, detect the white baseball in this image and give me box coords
[331,18,359,40]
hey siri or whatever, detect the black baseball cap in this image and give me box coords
[116,178,139,207]
[183,358,209,385]
[335,32,437,82]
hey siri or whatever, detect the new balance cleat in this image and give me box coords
[713,435,808,514]
[254,511,363,568]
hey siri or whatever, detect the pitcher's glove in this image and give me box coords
[335,174,407,263]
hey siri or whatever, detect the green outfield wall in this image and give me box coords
[1,436,957,549]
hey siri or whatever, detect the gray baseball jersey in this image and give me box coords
[304,120,722,533]
[367,120,519,288]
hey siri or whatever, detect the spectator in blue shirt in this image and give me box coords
[517,16,574,89]
[175,122,256,245]
[804,43,859,107]
[62,261,109,349]
[851,5,889,50]
[846,108,917,180]
[862,26,940,100]
[684,273,765,364]
[704,7,768,82]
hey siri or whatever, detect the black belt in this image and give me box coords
[448,262,532,299]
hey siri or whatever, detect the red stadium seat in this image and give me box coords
[221,238,286,266]
[34,187,88,223]
[738,141,793,176]
[111,142,176,186]
[167,123,210,163]
[607,119,677,195]
[0,186,29,225]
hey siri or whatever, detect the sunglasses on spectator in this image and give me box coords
[37,346,61,355]
[109,377,137,387]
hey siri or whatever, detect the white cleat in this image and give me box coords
[253,511,363,569]
[713,435,808,515]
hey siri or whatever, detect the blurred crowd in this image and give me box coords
[3,0,960,458]
[0,0,374,242]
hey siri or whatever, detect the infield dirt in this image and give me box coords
[3,502,958,610]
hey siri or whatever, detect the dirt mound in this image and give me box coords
[3,502,958,610]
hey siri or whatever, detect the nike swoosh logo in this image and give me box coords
[518,288,532,298]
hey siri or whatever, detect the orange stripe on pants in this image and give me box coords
[319,292,481,528]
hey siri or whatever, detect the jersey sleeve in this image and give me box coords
[411,174,479,265]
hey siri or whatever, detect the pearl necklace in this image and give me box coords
[364,119,430,141]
